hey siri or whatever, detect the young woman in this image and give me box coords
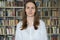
[15,1,48,40]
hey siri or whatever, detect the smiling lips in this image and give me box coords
[28,12,32,14]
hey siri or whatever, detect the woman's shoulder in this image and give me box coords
[16,21,23,29]
[17,21,22,26]
[39,19,45,25]
[39,19,46,28]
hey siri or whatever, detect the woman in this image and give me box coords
[15,1,48,40]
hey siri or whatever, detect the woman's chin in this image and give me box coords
[27,15,34,17]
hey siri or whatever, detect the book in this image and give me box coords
[6,26,15,35]
[6,1,11,7]
[0,20,4,26]
[0,1,5,7]
[48,35,50,40]
[0,27,5,35]
[24,0,34,5]
[0,8,5,17]
[11,27,15,35]
[5,19,15,26]
[51,27,53,34]
[58,19,60,25]
[6,36,12,40]
[7,0,14,1]
[0,11,4,17]
[0,28,2,35]
[58,36,60,40]
[42,0,51,7]
[51,35,58,40]
[6,9,15,16]
[6,36,15,40]
[57,28,59,34]
[59,28,60,34]
[47,28,50,34]
[5,20,9,26]
[42,8,49,16]
[16,8,23,18]
[15,0,24,7]
[54,19,57,26]
[57,9,60,17]
[52,10,57,17]
[51,19,54,26]
[2,28,5,35]
[51,19,57,26]
[47,19,51,26]
[51,0,57,7]
[44,11,48,16]
[9,20,15,26]
[38,9,41,16]
[51,9,59,17]
[52,27,57,34]
[6,0,15,7]
[0,36,4,40]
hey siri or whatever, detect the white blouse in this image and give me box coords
[15,20,48,40]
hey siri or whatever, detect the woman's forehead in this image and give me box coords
[26,2,35,7]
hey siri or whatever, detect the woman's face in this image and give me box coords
[25,2,36,17]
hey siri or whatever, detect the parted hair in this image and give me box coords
[21,0,40,30]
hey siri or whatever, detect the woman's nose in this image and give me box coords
[29,8,32,12]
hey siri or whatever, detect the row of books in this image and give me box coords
[0,35,59,40]
[6,36,15,40]
[0,9,5,17]
[5,9,15,16]
[0,20,4,26]
[0,19,17,26]
[0,8,60,17]
[47,27,60,34]
[43,19,51,26]
[0,11,4,17]
[0,0,23,7]
[0,36,5,40]
[0,8,23,17]
[16,8,23,17]
[51,19,60,26]
[0,0,58,7]
[0,19,20,26]
[0,18,60,27]
[48,35,59,40]
[44,0,58,7]
[42,8,60,17]
[5,19,19,26]
[0,36,15,40]
[0,28,5,35]
[43,19,60,26]
[6,27,15,35]
[51,9,60,17]
[0,26,60,35]
[51,35,59,40]
[0,27,15,35]
[5,20,15,26]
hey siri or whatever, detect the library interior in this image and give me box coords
[0,0,60,40]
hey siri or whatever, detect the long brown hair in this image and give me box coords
[21,1,40,30]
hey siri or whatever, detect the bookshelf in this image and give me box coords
[0,0,60,40]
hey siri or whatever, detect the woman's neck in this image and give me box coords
[27,16,34,26]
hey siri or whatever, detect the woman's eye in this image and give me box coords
[26,7,35,9]
[27,7,29,9]
[32,7,35,9]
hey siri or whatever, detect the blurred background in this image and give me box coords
[0,0,60,40]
